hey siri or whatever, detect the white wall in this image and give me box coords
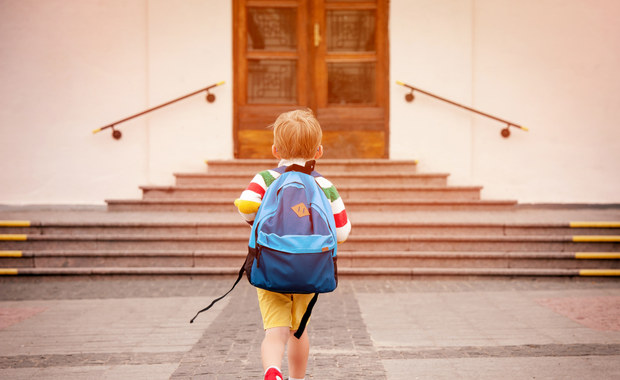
[147,0,232,186]
[0,0,149,204]
[0,0,232,204]
[391,0,620,203]
[2,0,619,204]
[390,0,475,184]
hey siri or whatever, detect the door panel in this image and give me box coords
[247,7,297,52]
[247,59,298,104]
[234,0,388,159]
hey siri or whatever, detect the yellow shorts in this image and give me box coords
[256,288,315,330]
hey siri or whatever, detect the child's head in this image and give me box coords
[272,109,323,160]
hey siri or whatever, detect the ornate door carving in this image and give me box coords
[234,0,389,158]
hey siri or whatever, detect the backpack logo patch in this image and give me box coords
[291,202,310,218]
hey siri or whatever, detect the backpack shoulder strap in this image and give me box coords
[189,264,245,323]
[294,292,319,339]
[272,166,287,174]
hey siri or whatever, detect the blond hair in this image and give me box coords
[272,109,322,160]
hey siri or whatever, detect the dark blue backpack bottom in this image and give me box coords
[244,246,338,294]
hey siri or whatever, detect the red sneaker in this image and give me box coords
[264,367,283,380]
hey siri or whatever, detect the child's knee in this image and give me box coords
[265,326,290,343]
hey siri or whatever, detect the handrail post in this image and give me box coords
[93,81,225,140]
[396,80,529,138]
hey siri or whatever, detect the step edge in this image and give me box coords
[12,234,619,242]
[7,267,619,277]
[140,185,483,191]
[105,199,517,205]
[9,251,619,260]
[174,172,450,178]
[10,221,619,229]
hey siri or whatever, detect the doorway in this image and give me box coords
[233,0,389,158]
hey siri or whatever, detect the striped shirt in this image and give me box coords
[234,159,351,243]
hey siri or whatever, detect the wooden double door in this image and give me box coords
[233,0,389,158]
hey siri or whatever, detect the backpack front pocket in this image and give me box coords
[250,245,336,294]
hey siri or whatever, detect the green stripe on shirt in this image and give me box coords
[259,170,277,187]
[321,185,340,202]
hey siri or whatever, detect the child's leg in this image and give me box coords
[286,293,314,379]
[262,326,290,372]
[287,329,309,379]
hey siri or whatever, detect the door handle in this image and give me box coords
[314,23,321,47]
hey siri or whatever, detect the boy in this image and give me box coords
[234,109,351,380]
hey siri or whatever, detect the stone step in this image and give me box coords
[3,266,619,277]
[140,185,483,201]
[351,222,620,236]
[1,222,250,236]
[2,221,619,237]
[205,159,419,174]
[2,250,619,270]
[174,172,449,187]
[105,199,517,212]
[140,185,482,201]
[346,235,620,252]
[2,234,619,251]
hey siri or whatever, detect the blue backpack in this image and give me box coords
[191,160,338,338]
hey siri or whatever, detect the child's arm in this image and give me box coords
[234,172,268,224]
[316,177,351,243]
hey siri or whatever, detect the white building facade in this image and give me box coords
[1,0,619,204]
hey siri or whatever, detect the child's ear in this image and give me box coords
[272,145,281,159]
[314,145,323,159]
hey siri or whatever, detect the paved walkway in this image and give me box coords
[0,276,619,379]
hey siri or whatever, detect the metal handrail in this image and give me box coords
[93,81,225,140]
[396,80,528,138]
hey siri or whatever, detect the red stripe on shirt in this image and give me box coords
[247,182,266,197]
[333,209,348,228]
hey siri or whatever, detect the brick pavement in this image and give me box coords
[170,281,385,379]
[0,276,619,379]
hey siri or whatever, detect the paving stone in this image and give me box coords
[0,277,619,379]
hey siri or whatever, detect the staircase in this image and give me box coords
[1,159,619,277]
[106,160,516,212]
